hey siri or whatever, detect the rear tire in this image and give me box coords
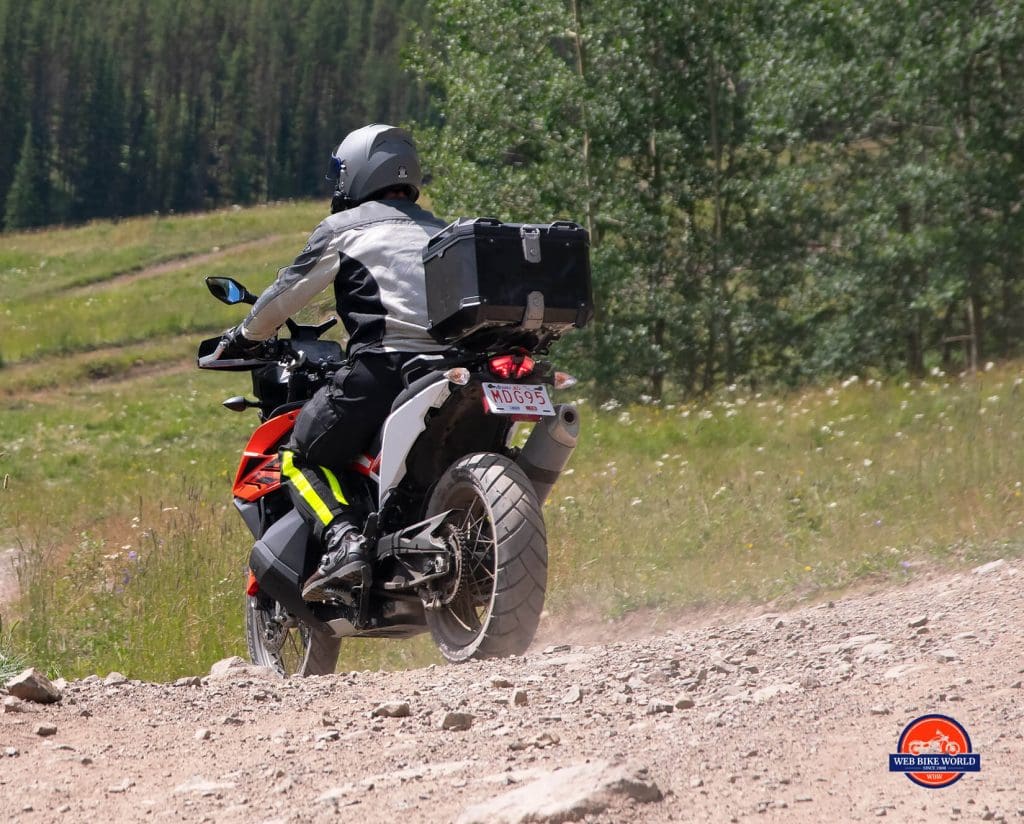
[245,593,340,677]
[424,452,547,662]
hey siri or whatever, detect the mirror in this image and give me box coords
[205,276,256,305]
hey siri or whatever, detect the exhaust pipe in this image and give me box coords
[516,403,579,505]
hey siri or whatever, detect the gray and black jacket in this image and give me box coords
[241,199,448,357]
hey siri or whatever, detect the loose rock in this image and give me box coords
[5,669,62,704]
[103,672,129,687]
[441,711,475,731]
[372,701,411,718]
[457,760,661,824]
[561,684,583,704]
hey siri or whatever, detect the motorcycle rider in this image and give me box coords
[218,124,447,602]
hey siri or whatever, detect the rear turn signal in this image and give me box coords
[489,354,535,379]
[444,367,471,385]
[553,371,578,390]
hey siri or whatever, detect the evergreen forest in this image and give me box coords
[3,0,1024,396]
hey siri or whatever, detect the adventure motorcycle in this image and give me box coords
[197,266,583,676]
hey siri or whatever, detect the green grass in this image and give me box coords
[3,202,1023,681]
[0,201,323,302]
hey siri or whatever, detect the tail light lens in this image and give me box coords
[489,354,535,379]
[444,367,471,385]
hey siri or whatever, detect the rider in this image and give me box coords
[219,124,447,602]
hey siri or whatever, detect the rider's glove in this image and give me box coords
[218,325,266,360]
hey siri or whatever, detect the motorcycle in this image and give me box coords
[197,274,582,676]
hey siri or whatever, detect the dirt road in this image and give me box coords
[2,559,1022,823]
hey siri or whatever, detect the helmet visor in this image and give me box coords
[325,155,344,183]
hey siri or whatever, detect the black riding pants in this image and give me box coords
[281,352,408,541]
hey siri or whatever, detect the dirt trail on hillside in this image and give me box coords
[2,560,1022,823]
[68,234,288,294]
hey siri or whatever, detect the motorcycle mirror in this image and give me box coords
[206,276,258,306]
[222,395,259,412]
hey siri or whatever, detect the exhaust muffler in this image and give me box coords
[516,403,579,505]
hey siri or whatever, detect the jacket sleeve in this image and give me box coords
[239,221,341,340]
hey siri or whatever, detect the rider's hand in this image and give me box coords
[218,325,267,360]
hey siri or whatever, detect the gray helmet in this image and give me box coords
[327,124,422,211]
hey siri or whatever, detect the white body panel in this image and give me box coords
[378,379,451,507]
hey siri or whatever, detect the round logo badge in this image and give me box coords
[889,714,980,788]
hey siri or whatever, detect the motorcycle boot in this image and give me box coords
[302,521,372,603]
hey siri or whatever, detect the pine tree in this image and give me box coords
[4,124,50,229]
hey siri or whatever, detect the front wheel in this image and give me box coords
[425,452,547,662]
[245,592,340,677]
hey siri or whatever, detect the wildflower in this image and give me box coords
[804,565,812,572]
[827,501,838,509]
[863,458,873,467]
[987,395,1000,403]
[725,409,738,418]
[985,361,995,372]
[630,498,643,506]
[600,399,620,412]
[698,410,714,420]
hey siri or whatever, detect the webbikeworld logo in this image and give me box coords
[889,714,981,789]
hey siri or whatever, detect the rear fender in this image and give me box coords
[378,378,451,507]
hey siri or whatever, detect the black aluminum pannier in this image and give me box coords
[423,217,594,347]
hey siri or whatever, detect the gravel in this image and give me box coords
[0,558,1020,822]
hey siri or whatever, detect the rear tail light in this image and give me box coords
[245,569,260,596]
[489,354,535,379]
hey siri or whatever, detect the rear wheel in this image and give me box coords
[245,593,340,676]
[425,452,547,662]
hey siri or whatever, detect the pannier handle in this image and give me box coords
[424,216,504,254]
[548,220,583,231]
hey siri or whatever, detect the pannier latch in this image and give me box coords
[523,291,545,330]
[520,226,542,264]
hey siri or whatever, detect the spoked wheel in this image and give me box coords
[245,592,340,677]
[425,452,547,662]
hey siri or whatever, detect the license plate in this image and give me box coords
[482,382,556,416]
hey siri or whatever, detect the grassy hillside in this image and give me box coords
[2,202,1023,680]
